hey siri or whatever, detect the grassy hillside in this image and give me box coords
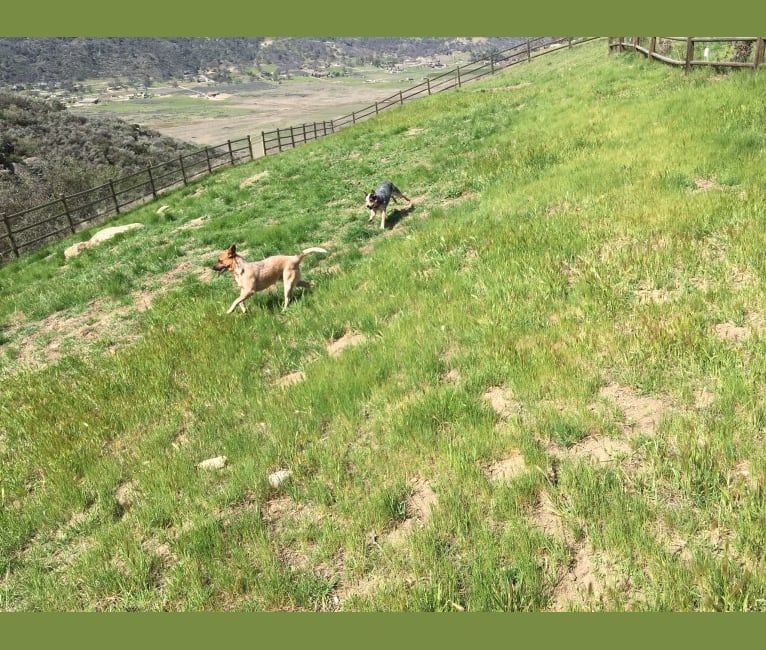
[2,39,766,611]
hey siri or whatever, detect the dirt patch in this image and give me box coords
[384,478,437,547]
[177,216,208,230]
[115,479,138,513]
[694,178,718,192]
[239,170,269,189]
[273,370,306,388]
[634,287,676,305]
[326,332,367,357]
[598,382,668,437]
[550,543,602,610]
[141,537,175,566]
[483,385,523,421]
[441,368,461,384]
[564,435,634,465]
[714,321,751,342]
[531,490,573,544]
[485,450,528,482]
[694,387,715,410]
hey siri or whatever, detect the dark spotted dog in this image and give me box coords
[364,181,411,229]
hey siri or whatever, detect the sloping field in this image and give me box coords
[2,39,766,611]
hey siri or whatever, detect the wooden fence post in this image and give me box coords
[2,213,19,259]
[109,180,121,213]
[247,135,254,160]
[685,37,695,73]
[276,128,282,152]
[205,148,213,173]
[227,140,235,165]
[179,156,188,185]
[289,126,296,148]
[352,112,356,124]
[262,131,268,156]
[147,166,157,199]
[61,195,75,233]
[755,38,765,69]
[399,90,403,104]
[490,53,495,74]
[302,123,307,144]
[427,78,431,95]
[375,101,379,115]
[330,120,335,133]
[457,67,462,87]
[648,37,656,61]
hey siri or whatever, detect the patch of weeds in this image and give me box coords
[656,169,696,191]
[542,411,588,449]
[376,481,410,524]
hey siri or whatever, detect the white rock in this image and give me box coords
[197,455,228,470]
[63,223,144,258]
[268,469,291,488]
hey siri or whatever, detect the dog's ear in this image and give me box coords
[227,244,237,256]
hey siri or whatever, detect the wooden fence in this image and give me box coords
[0,136,254,263]
[609,37,766,72]
[1,36,598,264]
[261,36,599,156]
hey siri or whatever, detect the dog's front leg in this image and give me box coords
[380,210,387,229]
[227,290,253,314]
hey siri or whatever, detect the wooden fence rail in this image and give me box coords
[1,36,599,264]
[609,37,765,71]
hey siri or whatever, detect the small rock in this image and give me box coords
[197,455,228,470]
[268,469,291,488]
[115,480,138,510]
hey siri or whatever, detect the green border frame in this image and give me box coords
[3,0,766,646]
[2,1,764,36]
[4,612,765,648]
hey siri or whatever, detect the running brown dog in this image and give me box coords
[212,244,328,313]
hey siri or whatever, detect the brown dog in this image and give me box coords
[212,244,327,313]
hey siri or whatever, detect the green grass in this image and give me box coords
[3,39,766,611]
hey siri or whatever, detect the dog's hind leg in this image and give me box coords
[282,269,298,310]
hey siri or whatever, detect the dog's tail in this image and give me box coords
[298,247,328,260]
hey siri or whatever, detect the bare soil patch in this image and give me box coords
[598,382,668,437]
[714,321,751,343]
[239,170,269,189]
[3,253,213,375]
[326,332,367,357]
[485,450,528,482]
[384,477,437,547]
[483,385,523,421]
[273,370,306,388]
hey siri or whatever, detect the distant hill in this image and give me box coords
[0,37,528,87]
[0,92,198,217]
[0,37,532,218]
